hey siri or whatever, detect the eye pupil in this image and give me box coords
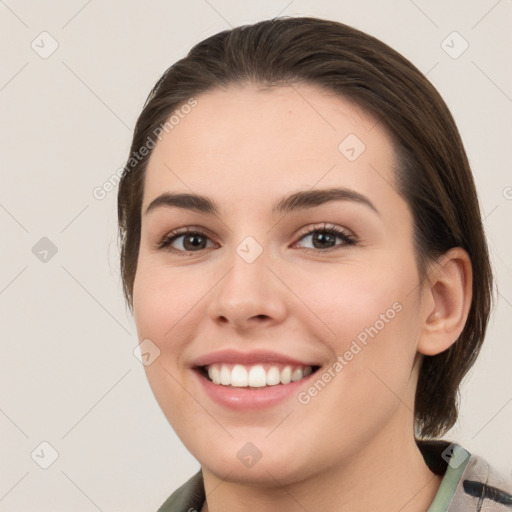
[313,232,335,248]
[183,234,206,250]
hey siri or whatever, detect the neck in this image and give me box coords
[200,417,442,512]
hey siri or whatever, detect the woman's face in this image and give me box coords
[133,84,428,484]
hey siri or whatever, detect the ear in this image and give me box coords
[417,247,473,356]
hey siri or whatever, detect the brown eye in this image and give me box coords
[158,228,215,254]
[295,224,356,252]
[178,233,208,251]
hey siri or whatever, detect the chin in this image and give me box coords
[194,439,320,488]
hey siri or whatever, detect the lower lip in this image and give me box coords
[193,369,318,410]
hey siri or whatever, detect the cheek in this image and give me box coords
[291,254,422,395]
[132,262,204,429]
[286,261,422,449]
[291,257,416,342]
[133,259,203,345]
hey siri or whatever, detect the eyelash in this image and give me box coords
[156,223,357,256]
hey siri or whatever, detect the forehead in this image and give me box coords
[142,84,400,217]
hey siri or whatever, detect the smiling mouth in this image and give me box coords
[197,363,321,388]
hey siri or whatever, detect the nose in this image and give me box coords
[207,242,288,331]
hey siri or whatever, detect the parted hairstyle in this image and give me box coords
[117,16,493,438]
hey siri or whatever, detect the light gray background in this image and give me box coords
[1,1,511,510]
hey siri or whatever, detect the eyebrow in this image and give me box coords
[144,187,380,217]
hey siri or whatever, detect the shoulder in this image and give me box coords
[418,440,512,511]
[156,469,205,512]
[452,448,512,511]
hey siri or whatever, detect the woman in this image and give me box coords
[118,16,511,512]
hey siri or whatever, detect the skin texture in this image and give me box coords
[132,84,472,512]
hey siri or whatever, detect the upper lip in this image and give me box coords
[191,349,320,368]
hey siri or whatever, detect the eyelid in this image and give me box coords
[294,222,354,241]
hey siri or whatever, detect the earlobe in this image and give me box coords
[417,248,473,356]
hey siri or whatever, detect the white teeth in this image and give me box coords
[291,368,304,382]
[204,363,314,387]
[208,365,221,385]
[231,364,248,387]
[266,366,281,386]
[280,366,292,384]
[248,365,267,387]
[220,365,231,385]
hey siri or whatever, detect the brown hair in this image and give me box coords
[117,16,493,438]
